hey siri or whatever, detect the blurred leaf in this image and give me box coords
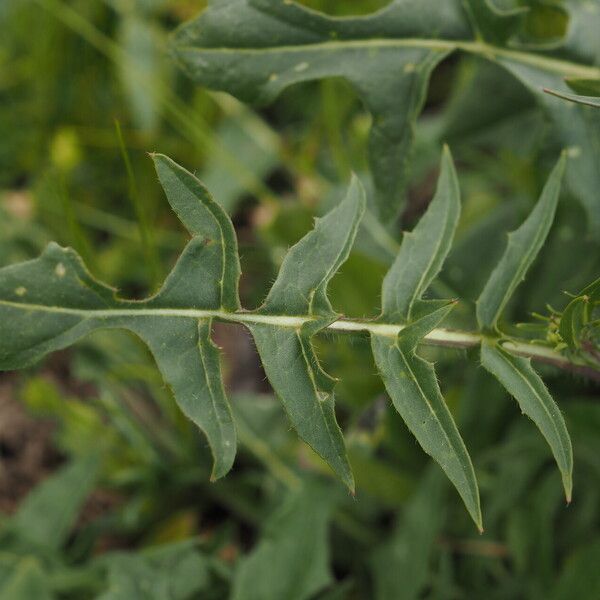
[231,482,336,600]
[98,541,209,600]
[118,16,166,132]
[172,0,469,221]
[543,88,600,108]
[10,453,101,551]
[201,102,280,213]
[0,558,52,600]
[565,78,600,96]
[370,468,446,600]
[553,539,600,600]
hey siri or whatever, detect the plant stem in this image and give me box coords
[2,298,597,380]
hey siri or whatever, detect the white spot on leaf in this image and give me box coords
[55,263,66,277]
[294,62,309,72]
[15,287,27,296]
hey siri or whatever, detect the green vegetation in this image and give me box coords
[1,1,599,598]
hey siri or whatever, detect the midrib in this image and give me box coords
[179,38,600,79]
[1,298,582,371]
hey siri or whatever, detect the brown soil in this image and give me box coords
[0,374,61,514]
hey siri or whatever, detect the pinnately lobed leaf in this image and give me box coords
[0,155,364,493]
[0,155,238,481]
[249,176,366,491]
[476,154,566,332]
[171,0,465,223]
[0,148,583,527]
[372,147,482,530]
[172,0,600,231]
[480,341,573,502]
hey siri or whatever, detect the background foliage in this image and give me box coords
[1,0,599,598]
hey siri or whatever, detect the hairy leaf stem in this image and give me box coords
[2,299,596,380]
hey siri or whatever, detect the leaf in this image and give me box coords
[552,539,600,600]
[261,175,365,317]
[543,88,600,108]
[0,559,52,600]
[248,176,366,490]
[372,148,481,529]
[151,153,241,311]
[171,0,466,222]
[559,276,600,351]
[0,155,366,490]
[566,78,600,96]
[381,145,460,323]
[559,296,587,351]
[495,59,600,234]
[480,341,573,502]
[371,304,482,530]
[249,323,354,490]
[461,0,527,45]
[476,154,566,332]
[10,454,100,551]
[370,467,446,600]
[0,155,239,480]
[173,0,600,230]
[231,482,336,600]
[97,541,209,600]
[118,16,166,132]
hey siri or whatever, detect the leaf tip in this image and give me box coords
[564,476,573,505]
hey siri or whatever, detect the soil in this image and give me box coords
[0,374,61,514]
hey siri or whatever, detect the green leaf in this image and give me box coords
[461,0,527,45]
[480,341,573,502]
[496,60,600,234]
[0,157,366,490]
[371,304,482,530]
[261,175,365,317]
[559,276,600,351]
[565,78,600,96]
[372,148,481,529]
[381,145,460,323]
[231,482,336,600]
[171,0,466,222]
[249,177,366,490]
[151,153,241,311]
[543,88,600,108]
[10,454,100,551]
[98,541,209,600]
[0,559,52,600]
[0,155,239,480]
[370,467,447,600]
[173,0,600,230]
[553,539,600,600]
[559,296,587,351]
[249,323,354,490]
[476,154,566,332]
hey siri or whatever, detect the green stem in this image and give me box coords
[1,299,596,379]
